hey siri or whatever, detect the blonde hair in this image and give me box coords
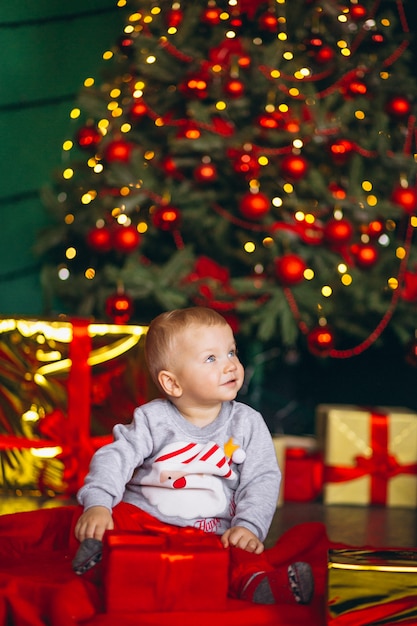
[145,307,229,390]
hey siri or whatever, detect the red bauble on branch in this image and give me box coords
[275,253,307,285]
[194,162,218,183]
[307,325,334,356]
[280,154,309,181]
[86,226,113,252]
[113,226,141,252]
[105,291,134,324]
[166,8,183,28]
[129,100,148,121]
[224,78,245,99]
[180,72,210,100]
[201,6,222,25]
[152,205,181,231]
[385,95,412,118]
[391,185,417,214]
[239,191,270,220]
[324,218,354,245]
[349,4,367,21]
[351,243,379,269]
[104,139,133,163]
[328,139,354,165]
[76,126,101,150]
[231,151,260,178]
[258,11,279,33]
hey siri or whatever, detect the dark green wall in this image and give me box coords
[0,1,126,315]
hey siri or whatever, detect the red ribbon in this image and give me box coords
[67,319,93,490]
[324,411,417,505]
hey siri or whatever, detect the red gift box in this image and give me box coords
[284,448,323,502]
[102,528,229,613]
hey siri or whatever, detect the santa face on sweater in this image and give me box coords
[139,440,245,519]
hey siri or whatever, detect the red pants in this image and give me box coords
[71,502,277,598]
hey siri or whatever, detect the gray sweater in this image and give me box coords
[77,399,281,541]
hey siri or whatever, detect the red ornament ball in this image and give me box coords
[307,326,334,356]
[314,45,335,65]
[129,100,148,120]
[166,8,183,28]
[152,205,181,231]
[194,162,218,183]
[275,254,307,286]
[181,72,210,100]
[112,226,141,252]
[351,243,379,269]
[223,79,245,99]
[232,152,260,178]
[391,186,417,214]
[105,292,134,324]
[76,126,101,150]
[324,218,354,245]
[328,139,354,165]
[385,96,412,118]
[258,11,279,33]
[86,226,112,252]
[280,154,309,181]
[201,7,222,25]
[104,139,133,163]
[366,220,384,238]
[239,192,270,220]
[349,4,367,20]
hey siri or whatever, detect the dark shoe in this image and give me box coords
[240,561,314,605]
[72,538,103,575]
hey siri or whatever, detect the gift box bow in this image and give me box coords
[324,410,417,505]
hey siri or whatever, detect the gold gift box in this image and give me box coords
[0,317,157,494]
[316,404,417,507]
[328,549,417,624]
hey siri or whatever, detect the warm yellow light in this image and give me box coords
[283,51,293,60]
[262,237,274,247]
[388,277,398,290]
[30,447,62,459]
[146,55,156,64]
[65,247,76,260]
[304,269,314,280]
[85,268,96,280]
[396,246,406,259]
[137,222,148,233]
[341,274,352,286]
[272,196,283,207]
[258,156,268,166]
[283,183,294,193]
[288,88,300,97]
[278,33,287,41]
[121,123,132,132]
[63,168,74,180]
[355,110,365,120]
[103,50,114,60]
[321,286,332,297]
[362,180,372,191]
[62,140,73,151]
[337,263,347,273]
[70,108,81,119]
[244,241,256,253]
[270,70,281,79]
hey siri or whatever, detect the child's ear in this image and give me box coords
[158,370,182,397]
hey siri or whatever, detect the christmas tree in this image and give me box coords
[36,0,417,361]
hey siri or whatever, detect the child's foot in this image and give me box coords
[72,538,103,575]
[240,562,314,605]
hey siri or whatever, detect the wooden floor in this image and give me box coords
[2,495,416,550]
[267,501,417,549]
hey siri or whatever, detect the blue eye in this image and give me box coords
[228,349,237,357]
[206,355,215,362]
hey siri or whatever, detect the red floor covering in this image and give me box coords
[0,506,414,626]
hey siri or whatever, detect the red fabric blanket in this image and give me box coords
[0,506,329,626]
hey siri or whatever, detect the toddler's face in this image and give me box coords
[171,323,244,406]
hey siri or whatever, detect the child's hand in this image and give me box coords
[221,526,264,554]
[74,505,114,542]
